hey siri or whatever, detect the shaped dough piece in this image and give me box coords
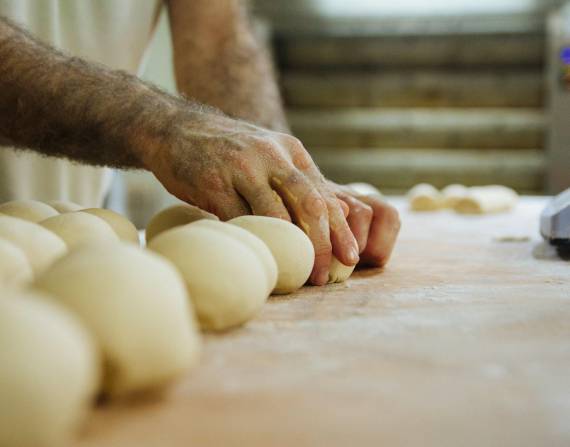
[189,220,278,294]
[40,212,120,251]
[146,204,218,243]
[34,244,201,396]
[0,290,99,447]
[148,225,268,331]
[442,184,468,208]
[229,216,315,294]
[46,200,83,213]
[0,216,67,275]
[346,182,383,197]
[82,208,140,245]
[407,183,444,211]
[454,185,519,215]
[0,239,33,287]
[0,200,58,223]
[328,257,356,284]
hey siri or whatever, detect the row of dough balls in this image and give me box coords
[407,184,519,214]
[0,200,356,447]
[0,201,198,447]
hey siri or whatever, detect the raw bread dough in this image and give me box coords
[189,220,278,294]
[454,185,518,215]
[442,184,468,208]
[148,225,269,331]
[34,244,201,396]
[229,216,315,294]
[146,204,218,243]
[40,212,120,251]
[346,182,383,197]
[328,257,355,284]
[0,290,99,447]
[407,183,444,211]
[82,208,140,245]
[0,239,33,286]
[0,216,67,275]
[0,200,58,223]
[46,200,83,213]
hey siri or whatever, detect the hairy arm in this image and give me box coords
[0,16,203,168]
[167,0,289,132]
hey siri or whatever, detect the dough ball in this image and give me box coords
[328,257,356,284]
[146,204,218,243]
[407,183,443,211]
[0,290,99,447]
[454,185,519,215]
[346,182,383,197]
[34,244,201,397]
[0,238,33,287]
[40,212,120,251]
[190,220,278,294]
[442,184,468,208]
[82,208,139,245]
[229,216,315,294]
[0,216,67,276]
[148,225,269,331]
[45,200,83,213]
[0,200,58,223]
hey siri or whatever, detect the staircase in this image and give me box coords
[270,15,548,194]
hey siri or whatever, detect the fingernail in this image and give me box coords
[348,247,360,265]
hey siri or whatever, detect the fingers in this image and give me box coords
[324,191,360,267]
[356,196,401,267]
[336,192,373,253]
[204,191,251,221]
[234,179,291,221]
[271,171,333,286]
[282,136,359,270]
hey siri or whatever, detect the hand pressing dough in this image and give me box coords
[82,208,140,245]
[0,200,58,222]
[146,204,218,243]
[148,225,268,331]
[407,183,444,211]
[0,290,99,447]
[328,257,356,284]
[442,184,468,208]
[454,185,518,215]
[0,239,33,286]
[189,220,278,294]
[46,200,83,213]
[34,244,201,396]
[0,216,67,275]
[229,216,315,294]
[40,212,120,251]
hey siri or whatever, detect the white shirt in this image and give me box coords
[0,0,162,206]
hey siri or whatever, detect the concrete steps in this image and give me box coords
[277,33,544,69]
[282,70,544,108]
[267,12,548,193]
[309,148,545,193]
[289,108,545,150]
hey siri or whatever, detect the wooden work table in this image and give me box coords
[78,198,569,447]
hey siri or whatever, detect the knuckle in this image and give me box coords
[353,202,374,222]
[303,190,327,215]
[314,240,333,258]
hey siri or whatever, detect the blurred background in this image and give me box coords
[116,0,570,226]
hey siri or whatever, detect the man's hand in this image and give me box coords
[329,181,401,268]
[142,112,360,285]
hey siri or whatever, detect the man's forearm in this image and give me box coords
[0,16,200,169]
[168,0,290,133]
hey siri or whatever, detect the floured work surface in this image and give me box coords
[77,198,570,447]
